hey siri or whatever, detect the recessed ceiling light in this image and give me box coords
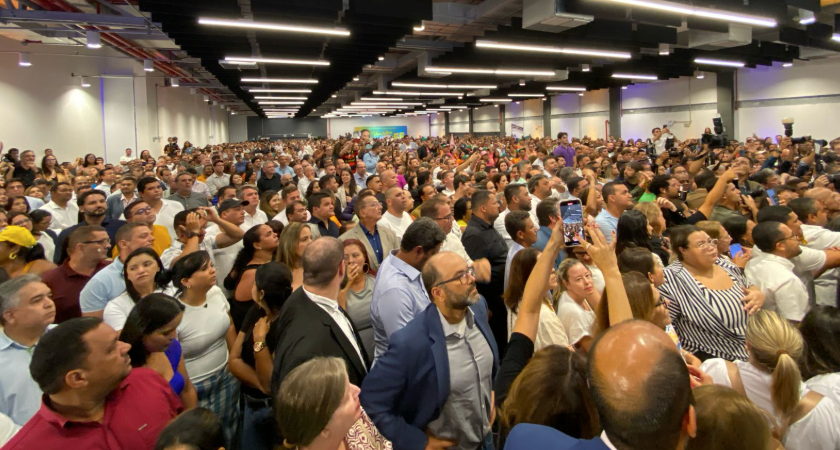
[225,56,330,66]
[475,40,632,59]
[86,31,101,49]
[622,86,628,90]
[581,64,591,72]
[144,59,154,72]
[694,58,745,67]
[18,52,31,67]
[378,56,385,61]
[198,18,350,36]
[695,71,705,79]
[241,78,318,83]
[80,77,91,87]
[782,62,793,68]
[601,0,776,27]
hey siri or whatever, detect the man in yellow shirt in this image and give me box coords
[112,200,171,257]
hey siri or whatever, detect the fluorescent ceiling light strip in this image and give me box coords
[198,18,350,36]
[241,78,318,84]
[612,73,658,80]
[373,91,463,96]
[694,58,745,67]
[475,40,631,59]
[481,98,513,102]
[425,67,556,76]
[391,82,498,89]
[258,101,305,105]
[602,0,776,27]
[799,17,816,25]
[360,97,404,101]
[546,86,587,91]
[224,61,258,66]
[440,106,468,109]
[253,96,308,100]
[247,89,311,93]
[508,93,545,97]
[351,102,424,106]
[226,56,330,66]
[831,34,840,42]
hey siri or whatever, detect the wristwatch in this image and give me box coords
[253,341,266,353]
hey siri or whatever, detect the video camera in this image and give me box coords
[782,117,828,146]
[701,116,729,148]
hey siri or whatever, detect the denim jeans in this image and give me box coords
[240,396,273,450]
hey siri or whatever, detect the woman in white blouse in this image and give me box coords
[171,251,239,448]
[103,248,173,331]
[554,258,601,353]
[504,247,568,350]
[800,305,840,405]
[700,310,840,450]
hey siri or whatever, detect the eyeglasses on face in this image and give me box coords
[774,235,799,245]
[82,238,111,246]
[434,266,475,287]
[690,239,718,249]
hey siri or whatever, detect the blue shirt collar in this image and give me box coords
[386,250,422,281]
[359,222,378,237]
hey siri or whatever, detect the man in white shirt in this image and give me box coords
[94,167,116,195]
[503,211,538,291]
[496,183,532,248]
[527,174,552,227]
[119,148,135,167]
[137,176,184,243]
[39,182,78,231]
[440,171,455,197]
[789,196,840,306]
[237,186,267,230]
[205,160,230,198]
[273,185,310,225]
[420,198,492,282]
[297,166,316,195]
[377,187,414,240]
[208,199,247,294]
[746,221,809,322]
[160,206,245,270]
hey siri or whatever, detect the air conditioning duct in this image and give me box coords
[523,0,593,33]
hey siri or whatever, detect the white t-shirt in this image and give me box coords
[556,291,595,346]
[808,373,840,406]
[377,211,413,241]
[745,252,809,321]
[206,224,243,295]
[102,286,176,331]
[37,234,54,263]
[177,286,231,383]
[119,155,134,166]
[507,301,569,351]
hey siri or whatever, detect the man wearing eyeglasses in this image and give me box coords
[370,218,446,363]
[362,250,498,450]
[120,200,171,256]
[41,226,111,324]
[745,221,808,323]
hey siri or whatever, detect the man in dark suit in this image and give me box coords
[504,321,697,450]
[361,251,499,450]
[271,237,369,394]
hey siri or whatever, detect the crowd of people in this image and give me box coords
[0,126,839,450]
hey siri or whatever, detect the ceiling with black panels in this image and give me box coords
[132,0,840,119]
[136,0,432,118]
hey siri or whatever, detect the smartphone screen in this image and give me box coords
[766,188,778,206]
[729,243,743,258]
[560,199,584,247]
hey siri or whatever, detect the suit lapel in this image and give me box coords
[354,227,379,270]
[302,291,368,377]
[425,305,450,408]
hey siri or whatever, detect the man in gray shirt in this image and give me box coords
[167,172,210,209]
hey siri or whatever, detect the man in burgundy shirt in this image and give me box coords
[2,318,182,450]
[40,226,111,324]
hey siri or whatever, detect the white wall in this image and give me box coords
[326,115,430,138]
[505,99,544,137]
[0,36,234,164]
[156,83,229,149]
[429,111,445,136]
[474,105,500,133]
[229,115,248,142]
[449,110,470,134]
[549,89,609,140]
[620,75,718,141]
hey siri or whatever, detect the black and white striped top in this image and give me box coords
[658,257,750,361]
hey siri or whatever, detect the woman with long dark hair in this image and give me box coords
[339,239,377,362]
[104,248,172,331]
[800,306,840,405]
[229,262,293,450]
[615,209,669,265]
[171,251,239,447]
[119,293,198,409]
[504,247,567,350]
[40,155,67,183]
[223,224,280,330]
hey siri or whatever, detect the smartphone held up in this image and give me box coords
[559,199,584,247]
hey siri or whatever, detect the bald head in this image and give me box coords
[588,320,693,450]
[302,237,344,288]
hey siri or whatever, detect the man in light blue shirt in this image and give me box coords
[534,197,565,267]
[79,222,155,317]
[276,154,295,178]
[0,275,56,426]
[362,143,381,174]
[370,218,446,362]
[595,181,633,244]
[503,211,538,291]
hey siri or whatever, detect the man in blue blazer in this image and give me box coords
[504,321,697,450]
[361,251,499,450]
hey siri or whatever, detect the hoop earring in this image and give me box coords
[9,253,17,260]
[362,263,370,274]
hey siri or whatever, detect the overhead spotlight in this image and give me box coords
[578,93,584,96]
[86,31,101,49]
[144,59,154,72]
[353,77,359,81]
[782,62,793,68]
[331,94,337,98]
[413,22,425,31]
[212,101,219,106]
[203,95,209,102]
[458,96,463,99]
[378,56,385,61]
[80,77,91,88]
[581,64,591,72]
[833,34,840,43]
[171,78,180,87]
[695,70,705,79]
[621,86,628,90]
[798,10,816,25]
[18,52,31,67]
[659,43,670,56]
[519,80,526,86]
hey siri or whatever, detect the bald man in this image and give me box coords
[806,187,840,220]
[504,320,696,450]
[377,187,413,240]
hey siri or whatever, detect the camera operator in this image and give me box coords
[647,126,673,157]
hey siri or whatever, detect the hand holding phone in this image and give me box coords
[560,200,584,247]
[729,243,743,258]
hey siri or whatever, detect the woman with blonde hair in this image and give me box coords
[554,257,601,352]
[700,310,840,449]
[687,385,773,450]
[275,222,312,290]
[276,357,390,450]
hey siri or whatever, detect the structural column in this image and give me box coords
[499,105,505,137]
[608,87,622,139]
[543,98,552,139]
[468,108,474,135]
[716,71,736,139]
[444,111,450,136]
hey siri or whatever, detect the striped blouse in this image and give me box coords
[658,257,750,361]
